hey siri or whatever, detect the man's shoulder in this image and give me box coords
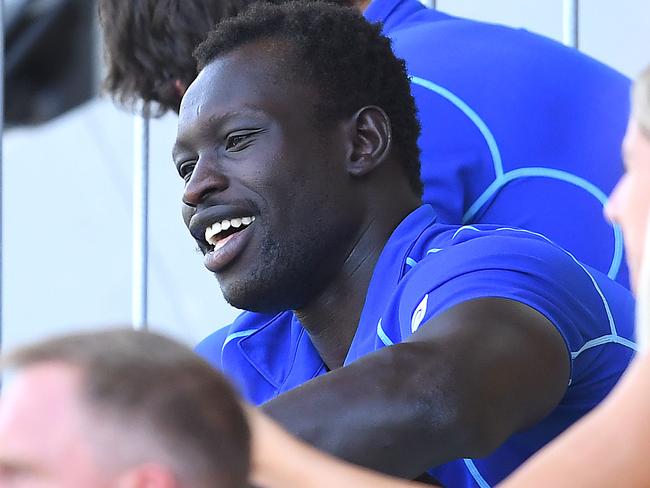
[411,223,630,301]
[395,223,634,342]
[411,223,574,267]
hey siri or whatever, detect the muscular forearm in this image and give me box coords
[248,408,433,488]
[261,341,494,478]
[500,353,650,488]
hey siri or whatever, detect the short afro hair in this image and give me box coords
[194,1,423,197]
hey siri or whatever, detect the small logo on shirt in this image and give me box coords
[411,294,429,333]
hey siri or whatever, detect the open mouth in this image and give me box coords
[204,216,256,252]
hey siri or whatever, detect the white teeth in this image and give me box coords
[204,216,256,247]
[205,222,222,245]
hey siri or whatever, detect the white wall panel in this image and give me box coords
[581,0,650,77]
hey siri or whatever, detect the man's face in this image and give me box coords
[174,41,365,312]
[0,363,113,488]
[605,119,650,292]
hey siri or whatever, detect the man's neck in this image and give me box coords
[294,202,418,370]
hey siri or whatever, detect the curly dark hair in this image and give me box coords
[194,1,422,196]
[97,0,352,115]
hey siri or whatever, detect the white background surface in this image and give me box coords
[3,1,650,350]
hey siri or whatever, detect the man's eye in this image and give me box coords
[178,161,196,181]
[225,133,251,151]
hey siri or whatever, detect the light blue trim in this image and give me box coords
[410,76,504,178]
[221,329,258,368]
[406,250,443,270]
[376,319,394,346]
[452,225,481,240]
[222,329,257,350]
[571,334,638,359]
[463,459,492,488]
[462,167,623,280]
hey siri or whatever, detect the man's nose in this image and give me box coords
[182,158,228,207]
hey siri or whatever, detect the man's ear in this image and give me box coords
[346,106,392,177]
[116,463,178,488]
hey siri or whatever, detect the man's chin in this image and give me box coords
[219,276,313,314]
[220,282,288,314]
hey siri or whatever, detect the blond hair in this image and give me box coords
[2,328,250,488]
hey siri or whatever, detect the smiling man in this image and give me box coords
[100,0,631,287]
[173,2,637,486]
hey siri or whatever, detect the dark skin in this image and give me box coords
[174,41,570,479]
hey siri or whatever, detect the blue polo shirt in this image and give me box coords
[364,0,631,287]
[197,205,636,488]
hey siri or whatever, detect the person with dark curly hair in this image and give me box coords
[175,2,636,486]
[98,0,632,289]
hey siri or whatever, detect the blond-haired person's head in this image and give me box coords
[606,66,650,293]
[0,329,250,488]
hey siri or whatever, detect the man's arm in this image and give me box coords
[500,352,650,488]
[247,408,435,488]
[262,297,570,479]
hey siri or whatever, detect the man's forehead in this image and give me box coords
[0,363,86,462]
[186,40,300,103]
[177,44,316,142]
[0,363,83,427]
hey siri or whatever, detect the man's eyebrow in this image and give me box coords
[203,108,267,127]
[172,141,191,160]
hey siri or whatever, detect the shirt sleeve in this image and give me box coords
[391,230,633,384]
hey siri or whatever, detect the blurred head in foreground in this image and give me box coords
[0,329,250,488]
[606,66,650,293]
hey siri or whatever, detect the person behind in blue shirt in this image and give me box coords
[362,0,631,287]
[100,0,631,287]
[173,3,636,486]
